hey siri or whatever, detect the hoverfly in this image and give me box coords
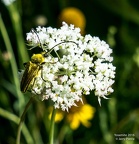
[20,29,77,93]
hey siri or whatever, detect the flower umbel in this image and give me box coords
[25,22,116,111]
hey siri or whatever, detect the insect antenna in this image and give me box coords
[28,28,78,56]
[28,28,44,50]
[44,41,78,57]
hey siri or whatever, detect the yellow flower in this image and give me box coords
[66,100,95,130]
[49,98,95,130]
[49,107,64,122]
[58,7,86,34]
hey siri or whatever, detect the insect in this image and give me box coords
[20,52,46,93]
[20,29,78,93]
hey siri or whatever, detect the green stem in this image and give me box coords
[0,14,25,112]
[49,107,57,144]
[8,3,29,64]
[58,125,68,144]
[0,107,34,144]
[16,96,34,144]
[0,15,17,87]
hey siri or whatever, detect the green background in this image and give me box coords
[0,0,139,144]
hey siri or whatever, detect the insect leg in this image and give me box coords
[40,66,48,82]
[40,65,53,90]
[29,77,41,95]
[23,62,27,67]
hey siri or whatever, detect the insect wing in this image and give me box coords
[20,61,40,93]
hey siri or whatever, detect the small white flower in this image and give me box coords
[25,22,116,111]
[2,0,15,5]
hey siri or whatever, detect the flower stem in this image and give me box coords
[0,14,25,113]
[49,107,57,144]
[8,2,29,64]
[0,107,34,144]
[16,96,34,144]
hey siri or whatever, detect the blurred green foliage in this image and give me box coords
[0,0,139,144]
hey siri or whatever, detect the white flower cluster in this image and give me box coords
[26,22,116,111]
[2,0,15,5]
